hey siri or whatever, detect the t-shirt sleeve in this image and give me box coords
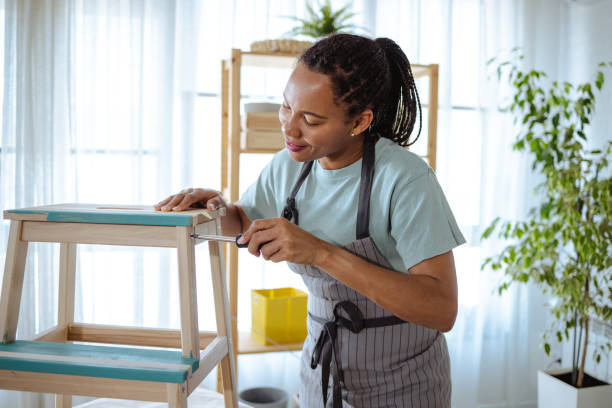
[390,167,466,271]
[239,158,280,221]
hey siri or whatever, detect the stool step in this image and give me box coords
[4,204,218,226]
[0,340,198,384]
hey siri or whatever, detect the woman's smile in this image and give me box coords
[285,139,308,152]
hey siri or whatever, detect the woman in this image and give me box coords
[156,34,465,408]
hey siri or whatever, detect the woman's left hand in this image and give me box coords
[238,218,329,266]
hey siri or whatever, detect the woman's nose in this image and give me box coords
[281,113,300,138]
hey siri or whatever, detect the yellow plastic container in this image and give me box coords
[251,287,308,345]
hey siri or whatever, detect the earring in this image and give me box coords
[351,132,355,137]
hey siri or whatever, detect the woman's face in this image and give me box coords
[279,63,370,170]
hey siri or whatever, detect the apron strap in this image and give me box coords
[281,160,314,225]
[356,137,376,240]
[280,137,377,238]
[309,301,405,408]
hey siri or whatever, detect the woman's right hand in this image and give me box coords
[154,188,227,212]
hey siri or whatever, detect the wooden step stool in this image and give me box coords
[0,204,238,408]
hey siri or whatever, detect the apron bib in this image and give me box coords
[281,138,451,408]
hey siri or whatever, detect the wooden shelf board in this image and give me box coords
[412,65,431,79]
[237,50,431,73]
[237,331,303,355]
[241,50,300,57]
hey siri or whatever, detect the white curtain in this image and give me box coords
[371,1,556,406]
[1,1,74,406]
[425,0,612,405]
[0,0,202,406]
[2,1,609,407]
[556,0,612,384]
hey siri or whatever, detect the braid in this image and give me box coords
[374,38,422,147]
[299,34,422,147]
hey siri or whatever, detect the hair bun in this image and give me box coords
[374,37,400,54]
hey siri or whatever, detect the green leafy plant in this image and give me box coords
[481,53,612,389]
[283,0,364,39]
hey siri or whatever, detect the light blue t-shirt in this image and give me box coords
[240,137,466,273]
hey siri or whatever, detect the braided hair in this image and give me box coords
[299,34,422,147]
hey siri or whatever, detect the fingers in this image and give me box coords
[155,188,226,212]
[239,217,317,264]
[247,226,279,257]
[154,196,173,210]
[260,240,283,262]
[161,193,189,211]
[206,196,224,211]
[173,190,202,211]
[267,247,286,263]
[154,194,183,211]
[239,218,279,247]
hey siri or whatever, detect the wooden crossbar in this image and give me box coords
[65,323,218,350]
[33,324,68,342]
[0,369,169,402]
[188,336,229,394]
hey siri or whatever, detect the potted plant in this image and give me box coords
[283,0,363,39]
[481,55,612,407]
[251,1,366,54]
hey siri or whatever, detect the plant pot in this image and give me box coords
[239,386,289,408]
[250,39,313,54]
[538,369,612,408]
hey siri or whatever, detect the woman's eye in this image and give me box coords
[304,117,321,126]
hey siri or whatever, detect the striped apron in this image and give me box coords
[281,138,451,408]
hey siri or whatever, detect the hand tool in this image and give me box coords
[190,233,249,248]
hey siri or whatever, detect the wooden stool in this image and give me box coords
[0,204,238,408]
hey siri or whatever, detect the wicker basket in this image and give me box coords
[250,39,313,54]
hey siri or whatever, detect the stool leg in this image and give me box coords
[55,391,72,407]
[58,243,77,329]
[167,383,187,408]
[176,227,200,360]
[0,220,29,344]
[56,242,77,408]
[217,244,238,394]
[208,238,238,408]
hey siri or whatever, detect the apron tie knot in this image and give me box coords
[309,300,367,408]
[333,300,365,333]
[309,301,406,407]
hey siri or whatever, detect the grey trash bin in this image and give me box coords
[239,387,289,408]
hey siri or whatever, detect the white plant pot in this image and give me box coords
[538,369,612,408]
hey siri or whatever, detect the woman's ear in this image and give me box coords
[352,109,374,136]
